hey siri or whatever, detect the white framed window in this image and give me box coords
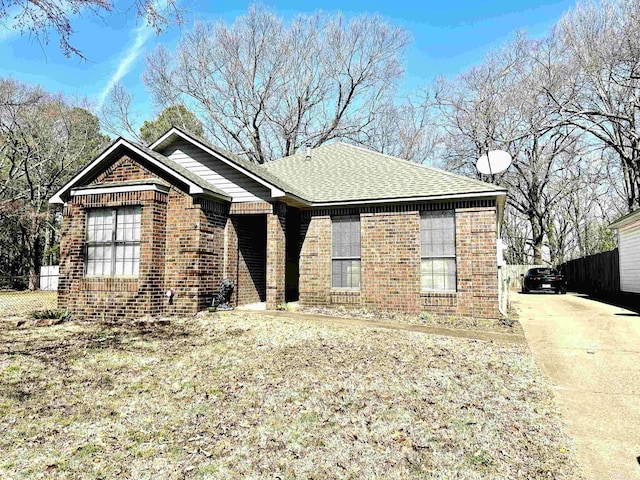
[332,215,361,289]
[86,206,141,277]
[421,210,456,292]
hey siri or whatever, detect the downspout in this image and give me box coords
[496,195,508,318]
[498,266,508,318]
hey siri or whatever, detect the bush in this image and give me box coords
[32,309,73,322]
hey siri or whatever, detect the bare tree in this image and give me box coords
[434,35,584,264]
[555,0,640,212]
[141,6,410,163]
[0,0,182,58]
[351,93,440,164]
[99,82,142,142]
[0,79,107,287]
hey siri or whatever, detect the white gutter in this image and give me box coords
[70,183,169,196]
[310,190,507,207]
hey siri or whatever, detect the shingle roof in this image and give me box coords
[131,141,231,200]
[609,208,640,229]
[262,142,506,204]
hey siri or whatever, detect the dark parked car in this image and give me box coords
[521,267,567,294]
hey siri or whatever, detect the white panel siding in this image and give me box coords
[160,140,271,203]
[619,220,640,294]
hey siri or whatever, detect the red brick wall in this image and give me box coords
[361,211,422,313]
[59,153,498,320]
[453,206,499,319]
[298,202,500,319]
[59,189,169,320]
[299,215,331,306]
[266,203,286,309]
[58,154,228,320]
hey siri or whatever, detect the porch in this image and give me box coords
[225,202,301,309]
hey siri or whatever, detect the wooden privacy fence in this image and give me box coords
[559,249,620,295]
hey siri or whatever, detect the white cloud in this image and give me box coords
[97,0,175,108]
[97,23,155,108]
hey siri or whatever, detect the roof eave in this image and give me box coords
[49,138,231,205]
[609,209,640,230]
[308,190,507,208]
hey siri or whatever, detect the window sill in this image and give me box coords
[421,291,457,307]
[79,276,139,292]
[84,275,139,279]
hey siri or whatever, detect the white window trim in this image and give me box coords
[85,206,142,278]
[420,210,457,293]
[331,215,361,290]
[72,183,168,196]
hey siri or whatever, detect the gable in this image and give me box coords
[158,139,272,203]
[49,139,230,205]
[92,155,170,186]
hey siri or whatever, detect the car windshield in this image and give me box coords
[527,268,559,276]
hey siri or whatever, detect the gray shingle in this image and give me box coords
[262,142,506,203]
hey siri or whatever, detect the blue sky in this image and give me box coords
[0,0,576,132]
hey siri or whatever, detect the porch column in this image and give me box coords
[266,203,286,309]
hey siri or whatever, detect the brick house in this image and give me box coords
[50,127,507,320]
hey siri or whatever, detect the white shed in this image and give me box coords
[610,209,640,294]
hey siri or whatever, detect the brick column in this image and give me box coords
[266,203,286,309]
[58,202,86,311]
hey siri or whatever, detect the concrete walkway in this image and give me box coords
[515,291,640,480]
[245,310,525,345]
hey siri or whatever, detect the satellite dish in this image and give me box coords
[476,150,512,175]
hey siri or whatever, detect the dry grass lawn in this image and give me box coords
[0,312,580,479]
[0,291,57,317]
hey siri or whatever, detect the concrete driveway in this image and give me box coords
[515,291,640,480]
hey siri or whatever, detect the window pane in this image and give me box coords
[347,260,361,288]
[332,216,361,288]
[86,246,96,276]
[332,216,360,258]
[116,207,141,242]
[350,219,361,257]
[420,258,456,292]
[421,211,455,257]
[86,244,111,277]
[85,207,141,277]
[420,259,433,291]
[87,209,113,242]
[332,259,361,288]
[115,243,140,276]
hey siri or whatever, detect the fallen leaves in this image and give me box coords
[0,312,580,479]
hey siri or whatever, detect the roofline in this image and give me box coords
[49,138,231,205]
[150,127,286,198]
[609,209,640,229]
[70,183,170,196]
[308,190,507,207]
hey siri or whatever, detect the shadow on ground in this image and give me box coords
[574,293,640,315]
